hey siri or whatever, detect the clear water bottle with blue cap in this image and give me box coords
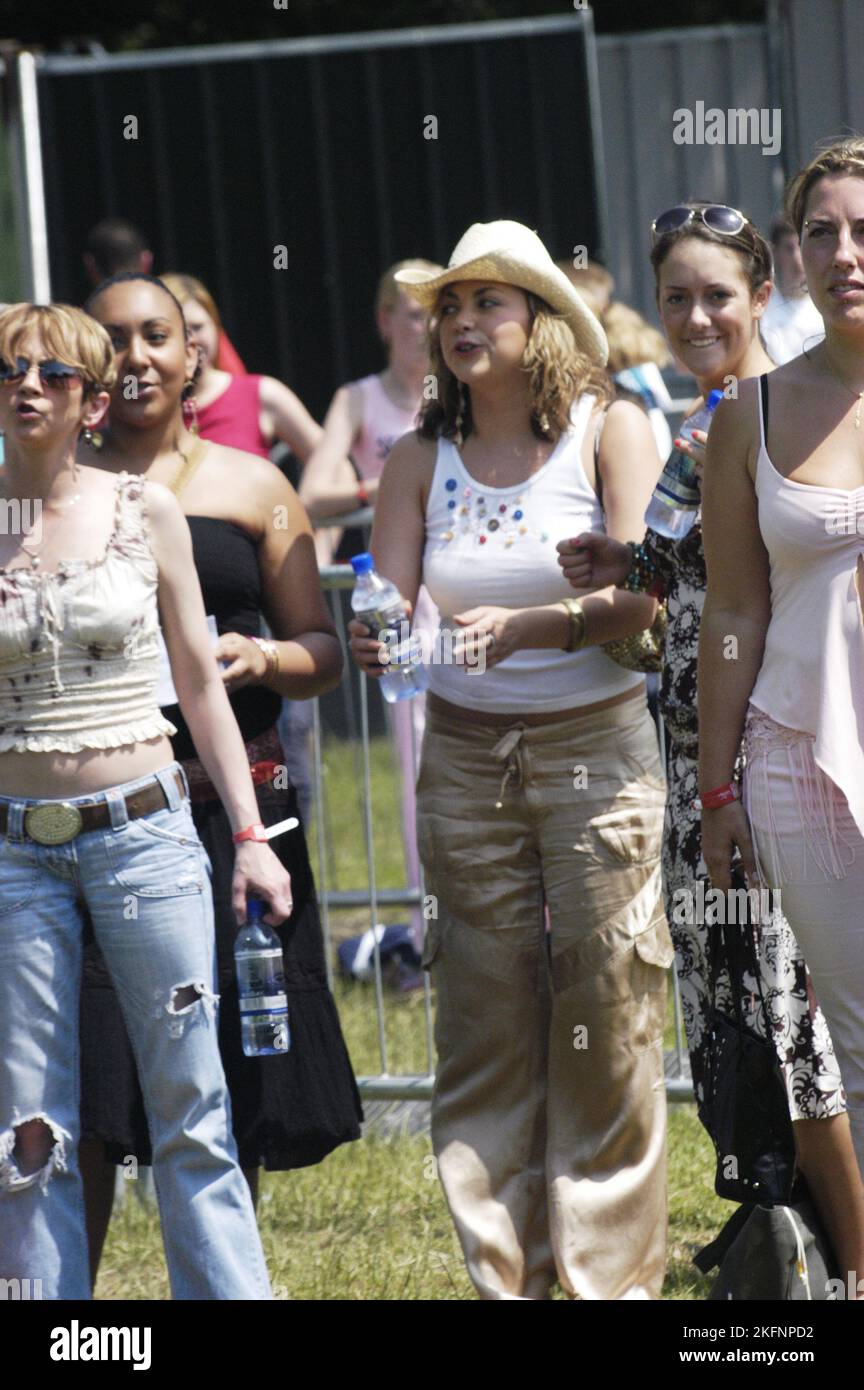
[235,897,290,1056]
[350,552,428,703]
[644,388,724,539]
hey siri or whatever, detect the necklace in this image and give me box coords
[98,430,208,498]
[807,345,864,428]
[16,491,84,569]
[167,435,208,497]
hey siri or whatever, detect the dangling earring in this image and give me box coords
[182,382,200,435]
[539,410,551,435]
[454,383,467,448]
[82,426,103,451]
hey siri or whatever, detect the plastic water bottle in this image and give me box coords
[235,897,290,1057]
[644,388,724,539]
[350,552,428,703]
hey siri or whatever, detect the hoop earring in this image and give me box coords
[454,383,467,448]
[82,426,103,451]
[182,385,200,435]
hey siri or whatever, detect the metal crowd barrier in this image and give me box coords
[308,513,694,1104]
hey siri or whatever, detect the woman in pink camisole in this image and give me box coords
[700,137,864,1199]
[300,261,443,951]
[299,260,442,525]
[161,273,322,463]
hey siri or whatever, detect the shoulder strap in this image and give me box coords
[757,373,770,451]
[593,410,607,512]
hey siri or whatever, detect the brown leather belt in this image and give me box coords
[0,769,186,846]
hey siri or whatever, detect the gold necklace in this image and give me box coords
[97,428,208,497]
[167,435,208,497]
[808,346,864,428]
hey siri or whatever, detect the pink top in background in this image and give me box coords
[196,373,270,458]
[749,378,864,838]
[350,374,419,481]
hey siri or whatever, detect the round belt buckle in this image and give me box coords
[25,801,84,845]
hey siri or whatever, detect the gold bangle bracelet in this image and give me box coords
[558,598,587,653]
[250,636,280,682]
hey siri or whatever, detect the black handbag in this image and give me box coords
[696,872,796,1207]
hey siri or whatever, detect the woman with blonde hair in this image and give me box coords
[350,221,670,1300]
[602,301,673,459]
[0,302,289,1299]
[300,258,444,952]
[699,139,864,1204]
[299,259,443,525]
[161,272,322,462]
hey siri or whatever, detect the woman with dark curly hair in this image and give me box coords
[350,220,671,1300]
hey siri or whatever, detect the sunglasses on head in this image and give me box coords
[0,356,84,389]
[651,204,749,245]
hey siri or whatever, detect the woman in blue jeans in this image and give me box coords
[0,302,294,1299]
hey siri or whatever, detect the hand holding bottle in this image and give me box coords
[556,532,631,590]
[673,427,709,481]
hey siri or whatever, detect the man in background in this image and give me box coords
[81,218,247,375]
[82,218,153,286]
[761,214,824,364]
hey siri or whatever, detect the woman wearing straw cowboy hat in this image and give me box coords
[349,220,672,1299]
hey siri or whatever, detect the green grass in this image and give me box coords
[95,734,730,1300]
[95,1102,728,1300]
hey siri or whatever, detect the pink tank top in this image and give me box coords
[196,374,270,458]
[749,375,864,837]
[351,374,419,481]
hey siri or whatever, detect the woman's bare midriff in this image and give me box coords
[0,734,177,800]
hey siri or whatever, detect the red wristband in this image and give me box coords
[692,782,740,811]
[233,822,268,844]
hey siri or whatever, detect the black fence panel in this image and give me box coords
[37,18,604,421]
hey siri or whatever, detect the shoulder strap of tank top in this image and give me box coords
[757,373,770,450]
[593,409,607,512]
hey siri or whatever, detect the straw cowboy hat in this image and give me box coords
[395,220,608,367]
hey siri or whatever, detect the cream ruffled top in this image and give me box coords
[0,472,177,754]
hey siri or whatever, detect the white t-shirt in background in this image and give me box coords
[760,290,824,365]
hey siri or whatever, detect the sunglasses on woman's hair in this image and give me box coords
[0,356,84,389]
[651,204,749,244]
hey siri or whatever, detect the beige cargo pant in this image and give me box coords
[416,690,671,1300]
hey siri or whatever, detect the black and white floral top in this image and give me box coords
[643,518,706,755]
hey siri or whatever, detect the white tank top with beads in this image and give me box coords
[421,393,644,713]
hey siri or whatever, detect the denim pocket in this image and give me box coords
[0,837,40,915]
[103,808,205,897]
[125,803,200,848]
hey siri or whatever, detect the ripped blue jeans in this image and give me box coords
[0,764,271,1300]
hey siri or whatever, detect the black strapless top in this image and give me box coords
[161,516,281,761]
